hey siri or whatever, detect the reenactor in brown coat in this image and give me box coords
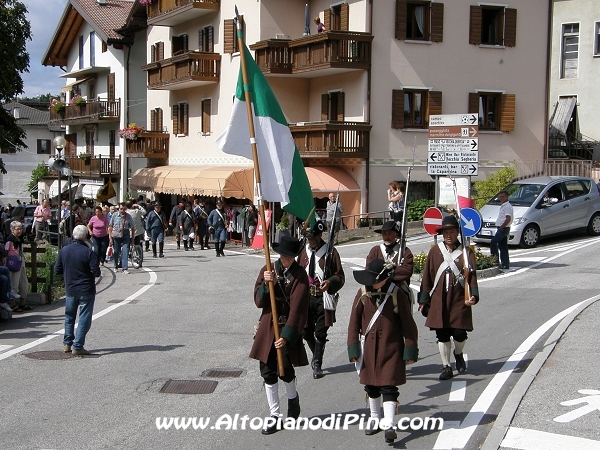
[296,221,345,379]
[348,259,419,444]
[418,215,479,381]
[249,236,309,435]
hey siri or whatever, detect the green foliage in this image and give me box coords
[407,199,435,222]
[277,212,290,230]
[413,251,427,274]
[40,246,64,302]
[28,164,49,193]
[17,93,55,103]
[472,165,516,210]
[413,248,499,275]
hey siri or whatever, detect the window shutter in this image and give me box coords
[202,99,211,134]
[469,6,482,45]
[323,9,331,32]
[427,91,442,123]
[504,8,517,47]
[183,103,189,136]
[151,44,156,62]
[108,73,115,102]
[183,34,188,52]
[391,89,404,129]
[208,26,214,52]
[172,104,179,135]
[395,0,407,40]
[150,109,156,131]
[37,140,43,153]
[337,92,345,121]
[321,94,329,121]
[500,94,515,132]
[158,42,164,60]
[341,3,349,31]
[468,92,479,114]
[198,29,203,50]
[431,3,444,43]
[224,19,234,54]
[157,108,163,131]
[173,35,181,54]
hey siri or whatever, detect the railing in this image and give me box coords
[147,0,219,19]
[514,160,593,180]
[143,51,221,89]
[549,131,598,160]
[49,99,120,124]
[125,131,170,158]
[289,121,371,159]
[49,156,120,177]
[251,39,293,74]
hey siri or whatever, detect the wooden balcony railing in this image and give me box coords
[125,131,169,159]
[147,0,219,25]
[289,121,371,159]
[49,99,120,125]
[143,51,221,90]
[250,31,373,76]
[49,156,121,177]
[514,160,594,180]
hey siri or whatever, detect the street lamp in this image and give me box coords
[52,136,67,247]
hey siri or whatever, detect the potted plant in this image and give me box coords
[50,98,65,114]
[118,123,145,141]
[70,95,86,107]
[78,152,92,164]
[275,212,291,242]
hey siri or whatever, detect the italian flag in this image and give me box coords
[216,43,314,223]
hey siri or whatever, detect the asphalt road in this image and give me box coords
[0,230,598,449]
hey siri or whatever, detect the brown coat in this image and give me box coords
[366,244,414,284]
[347,283,419,387]
[249,260,309,366]
[297,241,345,326]
[419,242,479,331]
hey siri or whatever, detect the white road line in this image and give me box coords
[0,345,13,352]
[449,381,467,402]
[501,427,600,450]
[0,267,157,362]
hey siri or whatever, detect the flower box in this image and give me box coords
[118,123,145,141]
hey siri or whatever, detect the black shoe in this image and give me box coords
[439,365,454,380]
[385,428,397,443]
[216,253,220,257]
[159,254,164,258]
[365,421,381,436]
[261,415,281,435]
[454,352,466,373]
[153,254,157,258]
[288,394,300,419]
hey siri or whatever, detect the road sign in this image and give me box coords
[428,163,479,176]
[429,114,478,127]
[423,207,444,235]
[428,127,479,139]
[459,207,482,237]
[428,152,479,163]
[428,139,479,151]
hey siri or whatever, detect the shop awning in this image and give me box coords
[75,183,101,199]
[305,166,360,192]
[550,96,577,135]
[129,166,255,199]
[48,180,78,198]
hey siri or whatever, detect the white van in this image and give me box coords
[473,176,600,248]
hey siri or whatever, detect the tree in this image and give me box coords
[0,0,32,173]
[472,165,517,210]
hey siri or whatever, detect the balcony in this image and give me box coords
[250,31,373,77]
[49,156,121,177]
[147,0,219,27]
[143,51,221,90]
[49,99,120,126]
[290,121,371,159]
[125,131,170,159]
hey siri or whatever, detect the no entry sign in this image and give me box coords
[423,207,443,235]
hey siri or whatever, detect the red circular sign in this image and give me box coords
[423,207,443,235]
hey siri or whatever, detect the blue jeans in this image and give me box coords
[113,235,130,270]
[91,235,110,264]
[0,266,11,303]
[64,294,96,350]
[150,228,164,244]
[490,227,510,268]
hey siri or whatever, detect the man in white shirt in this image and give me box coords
[490,190,513,269]
[325,193,344,245]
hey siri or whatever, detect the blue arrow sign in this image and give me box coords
[459,207,482,237]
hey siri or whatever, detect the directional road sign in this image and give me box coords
[428,163,479,176]
[429,114,478,127]
[423,207,444,235]
[428,138,479,151]
[428,152,479,163]
[459,207,482,237]
[428,127,479,139]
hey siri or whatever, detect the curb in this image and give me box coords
[480,295,600,450]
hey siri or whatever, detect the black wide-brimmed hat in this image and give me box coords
[272,235,303,257]
[436,215,460,234]
[375,220,400,234]
[353,259,394,286]
[304,220,326,238]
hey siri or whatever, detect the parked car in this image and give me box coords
[473,176,600,248]
[2,206,59,244]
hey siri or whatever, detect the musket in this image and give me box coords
[450,177,472,302]
[324,186,340,281]
[398,166,413,265]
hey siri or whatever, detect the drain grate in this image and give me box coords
[160,379,218,394]
[202,368,244,378]
[24,351,73,360]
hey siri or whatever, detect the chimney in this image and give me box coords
[97,0,107,5]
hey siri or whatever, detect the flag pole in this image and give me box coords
[235,7,285,376]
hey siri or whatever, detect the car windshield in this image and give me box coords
[487,183,546,207]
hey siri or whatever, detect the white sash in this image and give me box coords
[430,243,464,294]
[379,242,399,263]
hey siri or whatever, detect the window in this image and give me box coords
[37,139,51,154]
[395,1,444,42]
[468,92,515,132]
[172,34,188,56]
[102,40,107,53]
[595,22,600,56]
[172,103,189,136]
[150,42,164,62]
[321,92,345,121]
[391,89,441,129]
[89,83,96,100]
[562,23,579,78]
[150,108,164,132]
[199,26,214,52]
[202,99,211,135]
[224,17,243,54]
[79,35,84,69]
[109,130,115,158]
[469,5,517,47]
[90,31,95,66]
[85,130,95,155]
[323,3,349,32]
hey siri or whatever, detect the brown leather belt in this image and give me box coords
[309,285,323,297]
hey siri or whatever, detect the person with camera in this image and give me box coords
[207,199,228,257]
[387,181,405,223]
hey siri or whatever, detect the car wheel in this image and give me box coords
[520,224,540,248]
[586,212,600,236]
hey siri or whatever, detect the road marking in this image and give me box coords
[433,296,596,449]
[501,427,600,450]
[0,268,157,362]
[0,345,13,352]
[449,381,467,402]
[554,389,600,423]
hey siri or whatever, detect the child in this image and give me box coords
[347,259,418,443]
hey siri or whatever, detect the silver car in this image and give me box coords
[473,176,600,248]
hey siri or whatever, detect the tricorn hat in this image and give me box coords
[304,220,326,238]
[353,259,394,286]
[272,236,304,257]
[436,215,460,234]
[375,220,400,234]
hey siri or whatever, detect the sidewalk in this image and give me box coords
[483,297,600,449]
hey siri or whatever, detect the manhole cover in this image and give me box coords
[24,351,73,360]
[160,379,218,394]
[202,368,244,378]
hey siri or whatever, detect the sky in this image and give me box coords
[19,0,69,98]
